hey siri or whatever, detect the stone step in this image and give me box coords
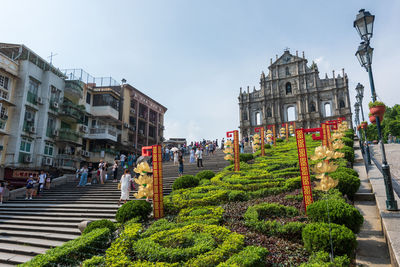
[0,207,117,214]
[1,203,119,210]
[0,211,115,219]
[0,251,34,266]
[0,241,47,256]
[0,235,64,249]
[0,229,78,242]
[0,214,116,223]
[0,224,81,235]
[0,219,79,229]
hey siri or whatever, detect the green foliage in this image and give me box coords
[338,146,355,163]
[307,198,364,233]
[105,219,142,267]
[239,153,254,162]
[302,222,357,256]
[177,206,224,225]
[20,228,110,267]
[218,246,269,267]
[366,104,400,142]
[172,175,199,190]
[368,101,385,108]
[83,219,116,236]
[228,190,249,202]
[196,170,216,180]
[344,129,354,140]
[82,256,106,267]
[132,223,244,265]
[276,138,284,143]
[116,200,152,223]
[336,166,358,177]
[264,143,271,149]
[299,251,351,267]
[341,137,353,148]
[244,203,304,240]
[330,171,360,200]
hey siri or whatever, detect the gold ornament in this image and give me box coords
[134,162,153,199]
[312,161,338,174]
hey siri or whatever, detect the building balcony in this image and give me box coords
[91,106,119,122]
[138,113,147,120]
[64,80,84,101]
[86,127,118,142]
[57,128,82,144]
[59,102,85,123]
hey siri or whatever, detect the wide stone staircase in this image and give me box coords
[0,150,229,266]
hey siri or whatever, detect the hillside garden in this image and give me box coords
[20,128,361,267]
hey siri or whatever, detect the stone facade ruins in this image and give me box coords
[238,49,352,138]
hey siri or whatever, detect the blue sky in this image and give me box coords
[2,0,399,141]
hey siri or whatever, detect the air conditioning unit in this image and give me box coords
[37,97,43,105]
[130,108,135,114]
[80,125,88,133]
[52,102,59,109]
[0,113,8,120]
[85,151,90,157]
[51,86,57,93]
[123,123,129,128]
[53,129,59,137]
[139,129,144,135]
[29,126,36,133]
[24,155,32,163]
[44,157,53,166]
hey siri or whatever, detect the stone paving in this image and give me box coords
[370,144,400,181]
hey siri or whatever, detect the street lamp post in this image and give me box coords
[354,9,398,210]
[355,83,371,165]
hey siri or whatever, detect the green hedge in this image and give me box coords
[307,198,364,233]
[218,246,269,267]
[177,206,224,225]
[115,200,152,223]
[239,153,254,162]
[302,222,357,256]
[329,171,360,200]
[341,137,354,148]
[299,251,351,267]
[339,146,355,164]
[172,175,199,190]
[20,228,110,267]
[196,170,216,180]
[83,219,116,236]
[244,203,304,240]
[81,256,106,267]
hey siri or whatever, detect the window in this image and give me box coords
[242,111,248,121]
[255,112,261,125]
[92,94,119,110]
[83,115,89,126]
[324,103,332,117]
[91,119,97,128]
[310,102,316,112]
[28,79,39,95]
[46,116,56,137]
[267,107,272,117]
[44,142,54,156]
[23,109,35,131]
[287,106,296,121]
[86,92,91,104]
[50,86,60,103]
[339,99,345,108]
[285,67,290,76]
[0,75,9,90]
[285,82,292,94]
[20,137,32,153]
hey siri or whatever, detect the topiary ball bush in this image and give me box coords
[307,198,364,233]
[330,171,360,200]
[195,170,215,180]
[264,144,271,149]
[116,200,152,223]
[172,175,199,190]
[302,222,357,257]
[239,153,254,162]
[83,219,116,235]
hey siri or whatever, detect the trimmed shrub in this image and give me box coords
[244,203,304,240]
[329,171,360,200]
[177,206,224,225]
[228,190,249,202]
[302,222,357,256]
[341,137,354,148]
[83,219,116,235]
[219,246,269,267]
[276,138,284,143]
[132,223,244,265]
[105,219,142,266]
[115,200,152,223]
[336,166,358,177]
[172,175,199,190]
[82,256,106,267]
[344,129,355,140]
[20,228,110,267]
[264,143,271,149]
[239,153,254,162]
[299,251,351,267]
[196,170,216,180]
[307,198,364,233]
[339,146,355,163]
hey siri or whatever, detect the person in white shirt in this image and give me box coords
[119,169,132,205]
[120,154,126,168]
[37,171,46,196]
[195,148,204,168]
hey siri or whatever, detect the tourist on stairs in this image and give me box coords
[112,160,118,182]
[178,151,184,177]
[77,165,88,187]
[119,169,132,206]
[25,175,34,200]
[195,148,203,168]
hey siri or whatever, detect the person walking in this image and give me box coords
[45,174,51,190]
[173,151,179,166]
[178,151,184,176]
[120,153,126,168]
[112,160,118,182]
[78,165,88,187]
[118,169,132,206]
[87,162,94,185]
[0,182,4,204]
[99,160,105,184]
[37,171,46,196]
[195,148,203,168]
[189,148,195,164]
[25,176,34,200]
[221,138,225,150]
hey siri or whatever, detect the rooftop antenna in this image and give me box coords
[48,52,58,65]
